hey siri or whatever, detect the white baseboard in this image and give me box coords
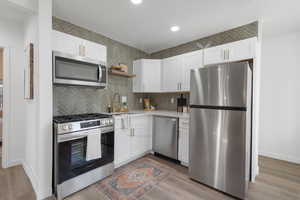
[6,159,23,168]
[22,161,39,199]
[259,151,300,164]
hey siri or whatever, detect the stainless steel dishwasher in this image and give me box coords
[153,116,178,160]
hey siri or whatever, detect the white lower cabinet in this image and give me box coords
[114,128,131,165]
[114,115,152,167]
[115,114,189,167]
[178,118,189,166]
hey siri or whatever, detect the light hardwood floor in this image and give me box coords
[0,144,36,200]
[2,152,300,200]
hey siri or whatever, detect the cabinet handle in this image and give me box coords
[225,49,230,60]
[226,49,228,60]
[132,128,135,136]
[79,44,86,57]
[227,49,230,60]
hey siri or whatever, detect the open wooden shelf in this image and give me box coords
[109,69,136,78]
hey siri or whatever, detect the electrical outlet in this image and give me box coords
[171,98,175,104]
[139,98,143,103]
[121,96,127,103]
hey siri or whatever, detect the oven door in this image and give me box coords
[57,129,114,184]
[53,51,107,88]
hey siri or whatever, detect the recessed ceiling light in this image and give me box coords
[131,0,143,5]
[171,26,180,32]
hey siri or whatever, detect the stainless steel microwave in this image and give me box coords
[53,51,107,88]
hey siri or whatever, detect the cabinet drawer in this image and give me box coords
[130,115,151,129]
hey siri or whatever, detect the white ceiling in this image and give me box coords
[53,0,300,53]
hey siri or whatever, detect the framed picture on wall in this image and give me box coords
[24,43,34,99]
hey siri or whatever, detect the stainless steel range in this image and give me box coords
[53,113,114,200]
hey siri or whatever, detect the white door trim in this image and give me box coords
[1,47,11,169]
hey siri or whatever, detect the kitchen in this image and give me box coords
[51,6,265,200]
[0,1,299,200]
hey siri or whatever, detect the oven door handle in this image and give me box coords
[58,129,98,143]
[58,134,88,143]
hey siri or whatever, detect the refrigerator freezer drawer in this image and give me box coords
[153,116,178,160]
[189,108,250,199]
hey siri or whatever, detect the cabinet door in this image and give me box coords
[204,45,225,65]
[161,56,183,92]
[228,38,256,62]
[52,30,79,55]
[133,60,143,93]
[114,129,131,166]
[130,128,150,158]
[179,128,189,165]
[142,59,161,93]
[182,50,203,91]
[130,115,152,157]
[83,39,107,62]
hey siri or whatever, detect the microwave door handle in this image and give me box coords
[98,65,102,81]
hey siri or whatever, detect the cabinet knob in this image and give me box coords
[79,44,86,57]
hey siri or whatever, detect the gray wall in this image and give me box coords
[53,17,146,116]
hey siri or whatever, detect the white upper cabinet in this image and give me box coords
[52,30,107,62]
[203,45,226,65]
[227,37,256,62]
[181,50,203,91]
[161,51,203,92]
[83,39,107,63]
[161,56,183,92]
[204,37,257,65]
[133,59,161,93]
[132,38,257,93]
[52,30,79,56]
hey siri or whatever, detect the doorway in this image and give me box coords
[0,48,3,163]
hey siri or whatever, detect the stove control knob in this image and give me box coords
[68,124,73,130]
[62,125,69,131]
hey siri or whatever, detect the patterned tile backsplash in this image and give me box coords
[53,17,146,116]
[53,18,258,115]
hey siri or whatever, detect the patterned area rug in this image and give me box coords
[96,158,174,200]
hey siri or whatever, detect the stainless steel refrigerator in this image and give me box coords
[189,61,252,199]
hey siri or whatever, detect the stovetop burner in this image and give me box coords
[53,113,111,123]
